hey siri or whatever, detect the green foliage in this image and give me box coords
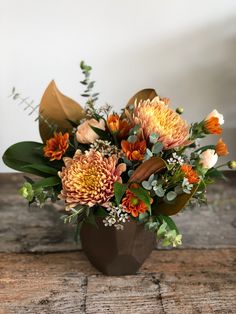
[32,176,61,189]
[152,142,163,155]
[2,141,52,177]
[89,125,111,141]
[18,182,34,202]
[80,60,99,106]
[114,182,128,205]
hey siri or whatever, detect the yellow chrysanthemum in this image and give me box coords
[133,97,189,149]
[59,150,126,209]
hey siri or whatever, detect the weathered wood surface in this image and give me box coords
[0,173,236,313]
[0,249,235,313]
[0,173,235,252]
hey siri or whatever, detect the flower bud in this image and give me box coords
[176,107,184,114]
[228,161,236,169]
[199,149,218,169]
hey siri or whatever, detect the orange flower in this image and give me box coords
[121,140,146,161]
[133,97,189,149]
[181,164,199,184]
[204,117,222,135]
[44,132,69,161]
[118,119,131,140]
[59,150,126,209]
[215,138,229,156]
[107,114,120,132]
[122,184,149,217]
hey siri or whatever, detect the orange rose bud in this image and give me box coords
[204,117,222,135]
[215,138,229,156]
[121,140,146,161]
[181,164,199,184]
[107,114,120,132]
[44,132,69,161]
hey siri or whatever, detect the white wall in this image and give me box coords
[1,0,236,172]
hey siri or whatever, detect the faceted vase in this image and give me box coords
[80,218,156,276]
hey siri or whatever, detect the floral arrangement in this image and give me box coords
[3,61,235,248]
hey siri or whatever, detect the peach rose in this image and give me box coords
[199,149,218,169]
[76,118,105,144]
[206,109,224,125]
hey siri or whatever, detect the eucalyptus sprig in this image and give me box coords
[80,61,100,118]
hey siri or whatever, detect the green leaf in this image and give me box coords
[32,176,61,189]
[2,141,48,177]
[22,164,58,176]
[114,182,128,205]
[194,145,216,153]
[130,187,151,210]
[89,125,111,141]
[158,215,179,234]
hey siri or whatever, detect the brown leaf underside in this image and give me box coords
[126,88,157,107]
[39,80,85,142]
[153,184,199,216]
[129,157,166,183]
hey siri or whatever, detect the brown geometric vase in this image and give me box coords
[80,218,156,276]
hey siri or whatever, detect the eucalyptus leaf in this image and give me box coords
[166,191,177,201]
[152,142,163,155]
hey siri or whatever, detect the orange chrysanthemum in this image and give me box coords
[181,164,199,184]
[215,138,229,156]
[122,184,149,217]
[121,140,146,161]
[44,132,69,161]
[204,117,222,135]
[132,97,189,149]
[59,150,126,209]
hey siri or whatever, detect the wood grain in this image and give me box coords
[0,249,235,313]
[0,173,235,313]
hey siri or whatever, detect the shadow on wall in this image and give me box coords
[104,15,236,160]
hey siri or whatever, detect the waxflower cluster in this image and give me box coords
[3,62,235,248]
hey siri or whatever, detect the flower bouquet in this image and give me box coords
[3,62,235,275]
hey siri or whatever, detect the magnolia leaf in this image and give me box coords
[32,176,61,189]
[126,88,158,107]
[129,157,166,183]
[2,141,49,177]
[22,164,58,176]
[153,184,199,216]
[39,80,85,142]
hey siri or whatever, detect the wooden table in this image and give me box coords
[0,173,235,313]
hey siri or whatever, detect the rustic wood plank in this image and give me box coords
[0,249,235,313]
[0,173,235,253]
